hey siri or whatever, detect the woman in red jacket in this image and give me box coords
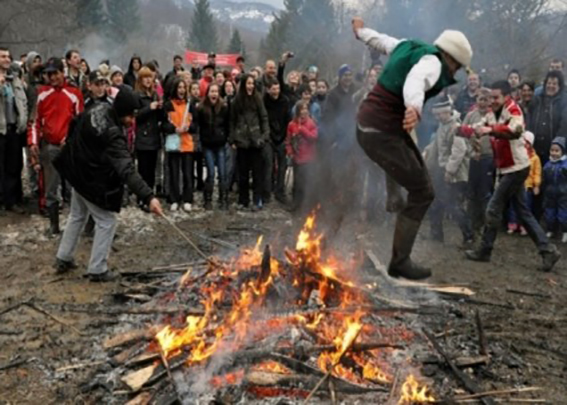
[286,100,318,212]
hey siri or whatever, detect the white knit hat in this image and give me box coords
[523,131,535,146]
[434,30,473,68]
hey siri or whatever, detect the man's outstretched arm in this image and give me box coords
[352,17,402,55]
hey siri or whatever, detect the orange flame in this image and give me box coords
[398,374,435,404]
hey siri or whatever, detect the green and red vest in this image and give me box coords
[358,40,456,134]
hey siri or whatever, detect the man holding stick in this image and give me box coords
[54,88,163,282]
[352,17,473,280]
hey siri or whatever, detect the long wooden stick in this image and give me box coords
[24,303,84,336]
[159,213,214,264]
[302,326,363,404]
[453,387,542,400]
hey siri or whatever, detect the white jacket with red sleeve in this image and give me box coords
[489,97,530,175]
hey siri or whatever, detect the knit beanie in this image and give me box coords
[110,65,123,79]
[434,30,473,68]
[432,97,453,114]
[114,88,140,118]
[523,131,535,146]
[552,136,566,153]
[338,64,353,79]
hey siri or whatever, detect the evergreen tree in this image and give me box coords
[106,0,141,43]
[76,0,106,33]
[188,0,218,53]
[227,29,246,57]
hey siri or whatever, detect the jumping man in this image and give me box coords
[352,17,473,280]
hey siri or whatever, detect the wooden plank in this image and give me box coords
[121,364,159,392]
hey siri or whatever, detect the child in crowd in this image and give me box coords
[286,101,318,212]
[542,137,567,242]
[507,131,541,235]
[425,98,473,244]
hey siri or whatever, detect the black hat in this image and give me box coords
[236,55,245,63]
[88,70,108,83]
[203,63,215,71]
[44,58,64,73]
[114,88,140,118]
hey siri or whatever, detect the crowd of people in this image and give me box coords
[0,23,566,280]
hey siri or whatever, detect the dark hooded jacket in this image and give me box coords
[263,92,291,145]
[527,72,567,164]
[124,56,142,88]
[134,90,164,151]
[54,103,153,212]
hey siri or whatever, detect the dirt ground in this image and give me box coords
[0,198,566,404]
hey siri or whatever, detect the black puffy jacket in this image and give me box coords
[54,103,153,212]
[135,92,164,151]
[264,93,291,145]
[197,102,230,148]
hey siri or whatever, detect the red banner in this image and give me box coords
[185,51,239,67]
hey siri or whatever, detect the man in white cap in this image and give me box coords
[352,17,473,280]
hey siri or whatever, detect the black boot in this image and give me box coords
[54,258,78,274]
[388,214,432,280]
[541,245,561,272]
[385,175,405,213]
[48,204,60,236]
[465,248,492,262]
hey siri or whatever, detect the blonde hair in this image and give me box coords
[135,66,155,95]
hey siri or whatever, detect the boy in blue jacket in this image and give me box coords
[543,137,567,243]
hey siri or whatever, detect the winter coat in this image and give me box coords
[134,91,163,151]
[489,98,529,174]
[53,103,153,212]
[264,93,291,145]
[196,101,230,148]
[0,75,28,135]
[459,108,496,159]
[162,98,198,152]
[286,117,318,165]
[525,151,542,190]
[425,112,469,183]
[28,82,84,146]
[229,94,269,149]
[543,156,567,202]
[527,93,567,164]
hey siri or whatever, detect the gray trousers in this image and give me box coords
[56,189,117,275]
[40,143,62,209]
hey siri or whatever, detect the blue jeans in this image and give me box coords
[204,146,227,198]
[480,167,552,254]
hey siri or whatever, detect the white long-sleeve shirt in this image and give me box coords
[356,27,443,115]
